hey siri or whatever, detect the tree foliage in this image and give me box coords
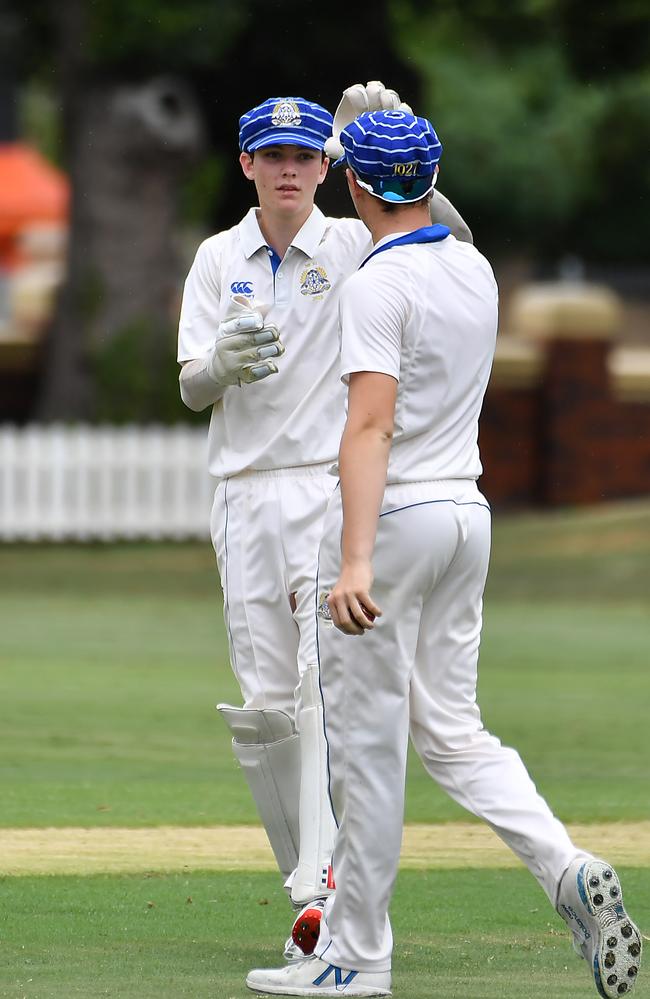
[79,1,246,73]
[10,0,246,78]
[9,0,650,262]
[393,0,650,260]
[4,0,649,422]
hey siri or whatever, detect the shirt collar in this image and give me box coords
[360,225,450,269]
[290,205,327,258]
[239,208,268,259]
[373,231,409,251]
[238,205,327,261]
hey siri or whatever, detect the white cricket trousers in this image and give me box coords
[210,463,336,716]
[316,480,583,973]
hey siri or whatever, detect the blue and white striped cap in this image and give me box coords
[239,97,333,154]
[337,109,443,203]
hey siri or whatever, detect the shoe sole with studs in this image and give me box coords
[576,859,642,998]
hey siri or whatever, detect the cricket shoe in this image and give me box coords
[284,936,308,963]
[246,954,392,996]
[557,857,642,998]
[291,898,327,955]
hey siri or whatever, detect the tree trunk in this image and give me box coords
[37,75,202,420]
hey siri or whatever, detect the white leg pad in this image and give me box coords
[290,666,338,906]
[217,703,300,882]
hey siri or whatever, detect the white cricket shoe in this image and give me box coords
[284,935,308,963]
[557,857,642,997]
[246,954,392,996]
[291,898,327,955]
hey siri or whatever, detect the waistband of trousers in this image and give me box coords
[382,478,485,504]
[228,460,334,481]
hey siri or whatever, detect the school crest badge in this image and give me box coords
[300,265,331,299]
[272,100,301,127]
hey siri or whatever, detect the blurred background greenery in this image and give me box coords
[13,0,650,258]
[10,0,650,250]
[1,0,648,422]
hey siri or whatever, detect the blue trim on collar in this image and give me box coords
[359,224,450,269]
[265,246,282,275]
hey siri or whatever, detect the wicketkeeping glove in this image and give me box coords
[208,295,285,387]
[324,80,413,160]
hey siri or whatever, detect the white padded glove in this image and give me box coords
[324,80,413,160]
[208,295,285,387]
[430,190,474,244]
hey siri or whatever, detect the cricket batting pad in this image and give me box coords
[217,703,300,882]
[289,666,337,906]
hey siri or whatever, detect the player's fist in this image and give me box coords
[324,81,412,160]
[326,559,382,637]
[208,295,285,388]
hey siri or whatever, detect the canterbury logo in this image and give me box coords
[230,281,253,296]
[312,964,358,988]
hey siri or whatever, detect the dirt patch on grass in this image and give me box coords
[1,822,649,876]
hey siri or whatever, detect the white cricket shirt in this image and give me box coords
[178,206,371,478]
[339,230,498,484]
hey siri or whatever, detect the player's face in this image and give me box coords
[240,145,329,219]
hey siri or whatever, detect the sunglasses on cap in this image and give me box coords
[352,169,437,204]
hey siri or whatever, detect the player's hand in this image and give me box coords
[326,559,382,637]
[208,295,285,388]
[324,81,412,160]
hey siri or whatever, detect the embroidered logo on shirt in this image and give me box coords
[299,266,331,299]
[230,281,254,297]
[271,100,301,127]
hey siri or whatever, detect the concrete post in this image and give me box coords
[507,283,622,505]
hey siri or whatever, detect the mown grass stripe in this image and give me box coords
[2,821,649,876]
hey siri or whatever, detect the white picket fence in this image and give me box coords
[0,424,214,541]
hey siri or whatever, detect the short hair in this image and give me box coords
[379,191,434,214]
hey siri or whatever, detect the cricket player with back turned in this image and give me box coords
[246,110,643,997]
[177,84,473,959]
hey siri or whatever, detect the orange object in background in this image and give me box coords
[0,143,69,268]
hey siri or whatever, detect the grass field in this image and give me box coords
[1,500,649,997]
[2,869,648,999]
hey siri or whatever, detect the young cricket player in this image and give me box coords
[177,85,474,960]
[246,110,642,998]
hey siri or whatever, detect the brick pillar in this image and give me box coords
[507,283,622,506]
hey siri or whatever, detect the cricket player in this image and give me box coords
[177,85,473,959]
[246,111,643,997]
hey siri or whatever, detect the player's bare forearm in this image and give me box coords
[338,424,390,566]
[327,371,396,635]
[328,425,388,636]
[339,370,396,565]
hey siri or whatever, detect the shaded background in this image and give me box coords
[1,0,648,430]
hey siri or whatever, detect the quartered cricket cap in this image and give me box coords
[335,109,443,203]
[239,97,333,153]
